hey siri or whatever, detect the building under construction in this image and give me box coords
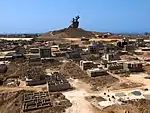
[22,91,70,112]
[106,62,123,70]
[47,72,71,92]
[80,60,97,70]
[39,47,51,58]
[25,67,47,86]
[123,61,143,72]
[87,68,108,77]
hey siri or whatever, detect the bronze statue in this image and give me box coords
[69,16,80,28]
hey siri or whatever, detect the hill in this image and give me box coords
[40,27,96,39]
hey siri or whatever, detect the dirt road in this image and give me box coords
[63,79,102,113]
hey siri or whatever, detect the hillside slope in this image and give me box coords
[40,27,96,39]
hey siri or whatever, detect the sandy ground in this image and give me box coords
[63,79,101,113]
[125,73,150,88]
[62,72,150,113]
[0,80,47,92]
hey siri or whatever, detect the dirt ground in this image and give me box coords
[144,65,150,75]
[60,61,119,91]
[63,79,103,113]
[0,60,150,113]
[125,73,150,89]
[0,90,71,113]
[63,78,142,113]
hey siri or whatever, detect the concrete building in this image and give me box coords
[47,72,71,92]
[136,38,145,47]
[123,45,135,51]
[91,41,104,48]
[107,62,123,70]
[40,48,51,58]
[80,60,97,70]
[58,43,70,51]
[25,73,46,86]
[141,47,150,51]
[88,46,98,54]
[104,44,118,53]
[69,44,79,51]
[117,38,129,48]
[87,68,108,77]
[102,53,120,61]
[66,51,81,59]
[15,46,26,54]
[81,37,89,41]
[30,48,39,53]
[26,78,46,86]
[123,61,143,72]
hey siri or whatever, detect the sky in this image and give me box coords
[0,0,150,33]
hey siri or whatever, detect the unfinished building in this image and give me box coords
[91,41,103,47]
[123,45,135,51]
[52,51,66,57]
[66,51,81,59]
[69,44,80,51]
[88,46,98,54]
[136,38,145,47]
[141,47,150,51]
[123,61,143,72]
[58,43,70,51]
[87,68,108,77]
[25,67,47,86]
[106,62,123,70]
[15,46,26,54]
[47,72,71,92]
[102,53,120,61]
[39,48,51,58]
[104,44,118,53]
[80,60,97,70]
[30,48,39,53]
[26,75,46,86]
[117,38,129,48]
[22,91,70,112]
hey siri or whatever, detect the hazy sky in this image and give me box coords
[0,0,150,33]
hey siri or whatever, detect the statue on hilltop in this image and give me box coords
[69,16,80,28]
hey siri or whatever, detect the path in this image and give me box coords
[50,31,54,36]
[63,79,101,113]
